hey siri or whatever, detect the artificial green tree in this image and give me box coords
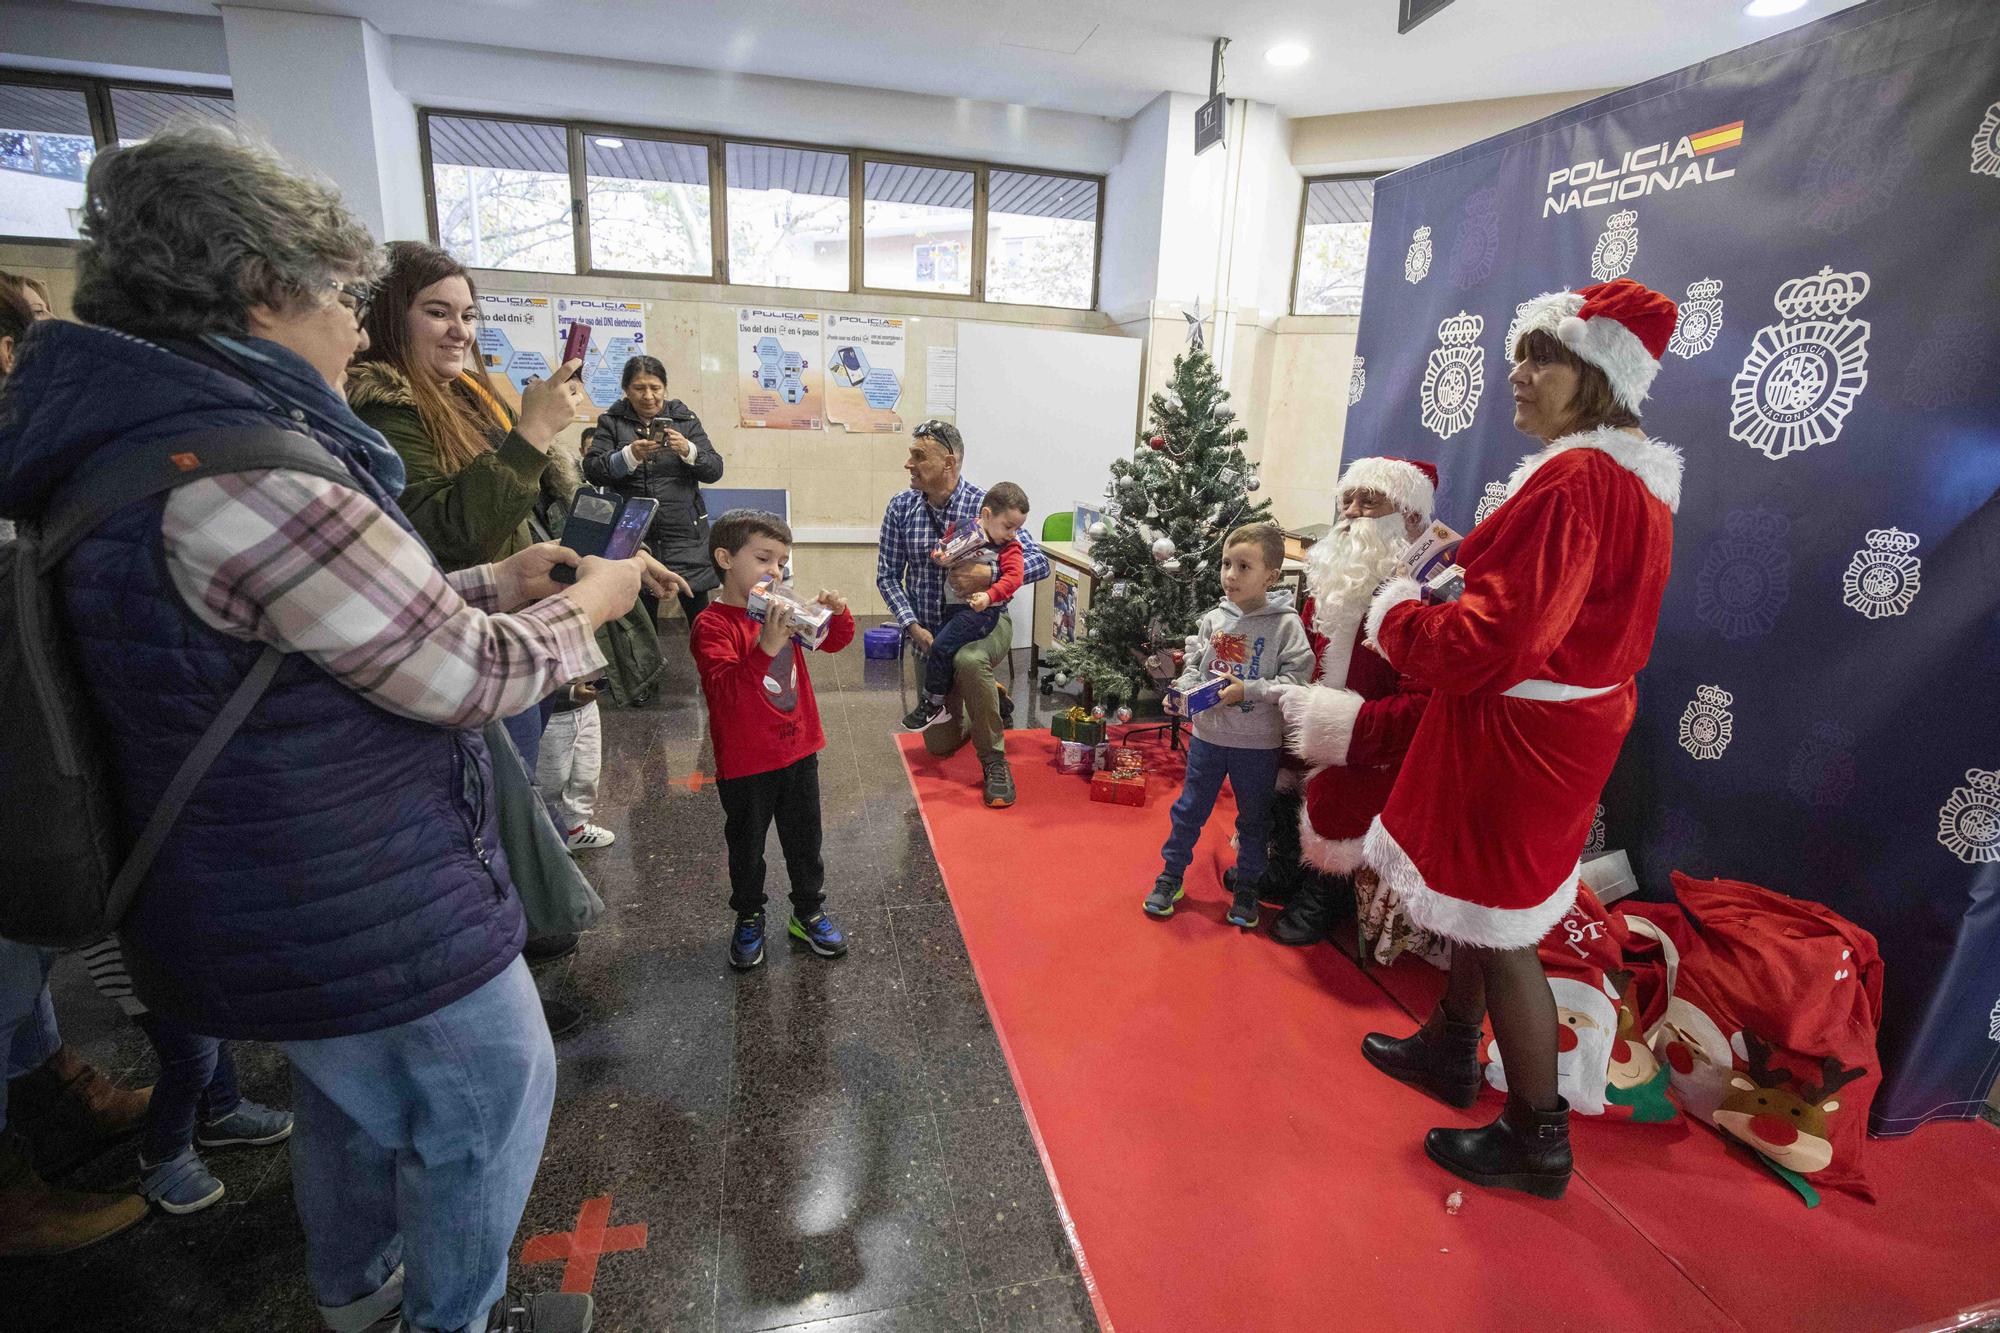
[1047,346,1272,710]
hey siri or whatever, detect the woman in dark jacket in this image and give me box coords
[584,355,724,623]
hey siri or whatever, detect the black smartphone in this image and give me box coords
[551,489,658,584]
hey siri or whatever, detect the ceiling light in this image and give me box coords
[1265,42,1310,67]
[1742,0,1808,16]
[593,136,624,149]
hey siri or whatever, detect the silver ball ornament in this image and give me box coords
[1150,536,1176,562]
[1054,671,1070,686]
[1244,472,1261,493]
[1087,520,1109,540]
[1162,557,1182,573]
[1114,706,1133,724]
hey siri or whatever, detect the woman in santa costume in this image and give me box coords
[1358,278,1683,1199]
[1269,456,1439,953]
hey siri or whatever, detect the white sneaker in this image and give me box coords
[565,824,615,851]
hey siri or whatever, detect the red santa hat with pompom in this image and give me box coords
[1335,455,1438,520]
[1504,277,1679,414]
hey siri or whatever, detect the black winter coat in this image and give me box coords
[583,396,724,590]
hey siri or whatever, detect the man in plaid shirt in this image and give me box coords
[875,421,1049,808]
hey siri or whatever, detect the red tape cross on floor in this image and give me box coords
[520,1195,649,1294]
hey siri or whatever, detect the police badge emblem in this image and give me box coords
[1729,265,1872,461]
[1584,803,1607,857]
[1840,526,1922,619]
[1589,209,1640,283]
[1472,480,1510,527]
[1404,226,1433,284]
[1348,356,1366,406]
[1787,722,1858,810]
[1678,685,1734,761]
[1970,101,2000,178]
[1669,278,1724,360]
[1937,769,2000,865]
[1694,508,1790,640]
[1418,311,1485,441]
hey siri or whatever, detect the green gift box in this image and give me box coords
[1050,708,1107,746]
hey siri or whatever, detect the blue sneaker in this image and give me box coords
[195,1099,294,1149]
[139,1146,225,1215]
[730,913,766,970]
[788,911,848,958]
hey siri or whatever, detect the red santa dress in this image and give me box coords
[1360,426,1682,949]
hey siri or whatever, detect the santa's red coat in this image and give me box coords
[1362,428,1681,949]
[1283,596,1430,874]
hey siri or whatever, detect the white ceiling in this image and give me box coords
[73,0,1866,119]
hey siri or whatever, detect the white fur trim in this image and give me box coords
[1282,685,1362,766]
[1338,457,1435,519]
[1299,803,1366,874]
[1277,766,1303,795]
[1505,425,1683,513]
[1362,817,1580,950]
[1364,576,1422,649]
[1562,313,1660,412]
[1504,290,1585,361]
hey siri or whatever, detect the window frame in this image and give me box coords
[0,69,233,248]
[1289,171,1382,319]
[980,166,1104,313]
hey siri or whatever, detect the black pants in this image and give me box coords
[716,753,825,918]
[640,585,710,627]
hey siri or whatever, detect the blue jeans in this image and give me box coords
[501,704,549,775]
[0,939,60,1132]
[923,603,1002,701]
[1159,738,1282,883]
[278,957,555,1333]
[133,1012,240,1165]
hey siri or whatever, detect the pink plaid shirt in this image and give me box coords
[161,469,605,726]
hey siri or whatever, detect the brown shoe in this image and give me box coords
[0,1132,147,1257]
[7,1045,152,1176]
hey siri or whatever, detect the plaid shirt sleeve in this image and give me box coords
[874,490,933,630]
[161,470,606,728]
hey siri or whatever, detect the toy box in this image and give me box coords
[746,581,835,648]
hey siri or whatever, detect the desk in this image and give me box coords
[1031,540,1308,658]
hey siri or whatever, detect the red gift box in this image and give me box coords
[1090,771,1146,806]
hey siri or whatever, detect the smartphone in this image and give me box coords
[550,490,657,584]
[561,321,592,373]
[601,496,657,561]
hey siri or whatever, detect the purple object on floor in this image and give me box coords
[864,625,903,659]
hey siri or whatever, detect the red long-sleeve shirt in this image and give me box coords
[691,601,856,780]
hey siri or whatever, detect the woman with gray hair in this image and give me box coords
[0,126,660,1333]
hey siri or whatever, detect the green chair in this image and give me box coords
[1040,512,1073,543]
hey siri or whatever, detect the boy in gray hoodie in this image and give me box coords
[1146,522,1316,928]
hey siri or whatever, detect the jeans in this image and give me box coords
[132,1012,241,1165]
[278,957,555,1333]
[919,611,1012,765]
[0,940,60,1132]
[716,754,826,918]
[534,701,602,834]
[1159,738,1283,883]
[921,603,1002,702]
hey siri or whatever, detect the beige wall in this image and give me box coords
[1290,88,1612,173]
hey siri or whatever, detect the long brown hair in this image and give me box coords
[354,242,508,476]
[1514,328,1641,437]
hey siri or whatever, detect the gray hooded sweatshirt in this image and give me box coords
[1175,590,1316,749]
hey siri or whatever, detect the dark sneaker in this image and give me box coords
[901,699,949,732]
[138,1147,225,1216]
[487,1289,595,1332]
[195,1100,293,1149]
[1224,865,1292,911]
[982,759,1016,808]
[997,683,1016,725]
[1143,874,1184,919]
[788,911,849,958]
[729,913,766,970]
[1226,881,1261,929]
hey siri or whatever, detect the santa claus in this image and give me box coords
[1265,456,1439,952]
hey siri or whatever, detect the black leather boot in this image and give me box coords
[1359,1006,1484,1107]
[1270,875,1331,946]
[1424,1094,1572,1199]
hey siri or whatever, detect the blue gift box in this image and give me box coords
[863,625,903,659]
[1174,676,1231,718]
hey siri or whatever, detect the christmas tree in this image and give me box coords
[1047,345,1272,710]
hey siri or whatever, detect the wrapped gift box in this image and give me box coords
[1094,744,1144,776]
[1054,740,1095,775]
[1050,708,1107,746]
[862,625,903,659]
[1170,675,1231,718]
[1090,771,1147,807]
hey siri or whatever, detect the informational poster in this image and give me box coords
[736,308,824,429]
[474,293,556,409]
[553,296,647,415]
[824,313,906,433]
[925,346,957,415]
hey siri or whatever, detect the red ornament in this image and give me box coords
[1147,434,1166,451]
[1171,649,1185,666]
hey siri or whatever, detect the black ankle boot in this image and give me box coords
[1270,876,1331,946]
[1424,1094,1572,1199]
[1359,1007,1484,1107]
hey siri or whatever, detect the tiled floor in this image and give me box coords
[9,619,1099,1333]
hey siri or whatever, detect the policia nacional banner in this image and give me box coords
[1344,0,2000,1133]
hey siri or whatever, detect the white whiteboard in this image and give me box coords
[955,322,1144,648]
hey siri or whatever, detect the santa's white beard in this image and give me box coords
[1307,513,1409,639]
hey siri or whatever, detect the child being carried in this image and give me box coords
[900,482,1031,733]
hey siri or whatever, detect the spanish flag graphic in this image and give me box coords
[1691,120,1745,155]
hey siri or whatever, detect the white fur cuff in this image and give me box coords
[1361,817,1580,951]
[1298,805,1365,875]
[1364,577,1423,653]
[1282,685,1363,766]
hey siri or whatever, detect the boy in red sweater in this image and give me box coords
[691,510,856,970]
[899,481,1030,732]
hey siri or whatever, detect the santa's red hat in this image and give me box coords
[1337,455,1437,519]
[1504,278,1679,413]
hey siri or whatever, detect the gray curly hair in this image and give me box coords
[73,124,381,340]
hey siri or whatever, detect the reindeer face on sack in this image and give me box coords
[1604,971,1663,1091]
[1712,1033,1865,1176]
[1649,996,1736,1122]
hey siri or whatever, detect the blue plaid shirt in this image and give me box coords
[875,478,1050,631]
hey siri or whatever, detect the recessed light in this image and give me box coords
[1742,0,1808,16]
[593,136,624,149]
[1265,42,1310,67]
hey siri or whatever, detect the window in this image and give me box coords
[862,160,974,295]
[428,115,576,274]
[109,86,235,147]
[0,82,96,240]
[726,143,849,291]
[1294,176,1377,317]
[585,133,712,277]
[985,170,1097,310]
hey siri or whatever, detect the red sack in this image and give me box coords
[1484,885,1679,1122]
[1647,874,1884,1204]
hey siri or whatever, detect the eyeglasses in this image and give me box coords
[329,278,374,327]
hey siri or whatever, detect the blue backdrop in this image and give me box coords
[1345,0,2000,1132]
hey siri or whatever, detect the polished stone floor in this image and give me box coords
[9,619,1098,1333]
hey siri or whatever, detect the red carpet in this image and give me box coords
[899,730,2000,1333]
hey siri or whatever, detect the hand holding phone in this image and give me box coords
[551,488,658,584]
